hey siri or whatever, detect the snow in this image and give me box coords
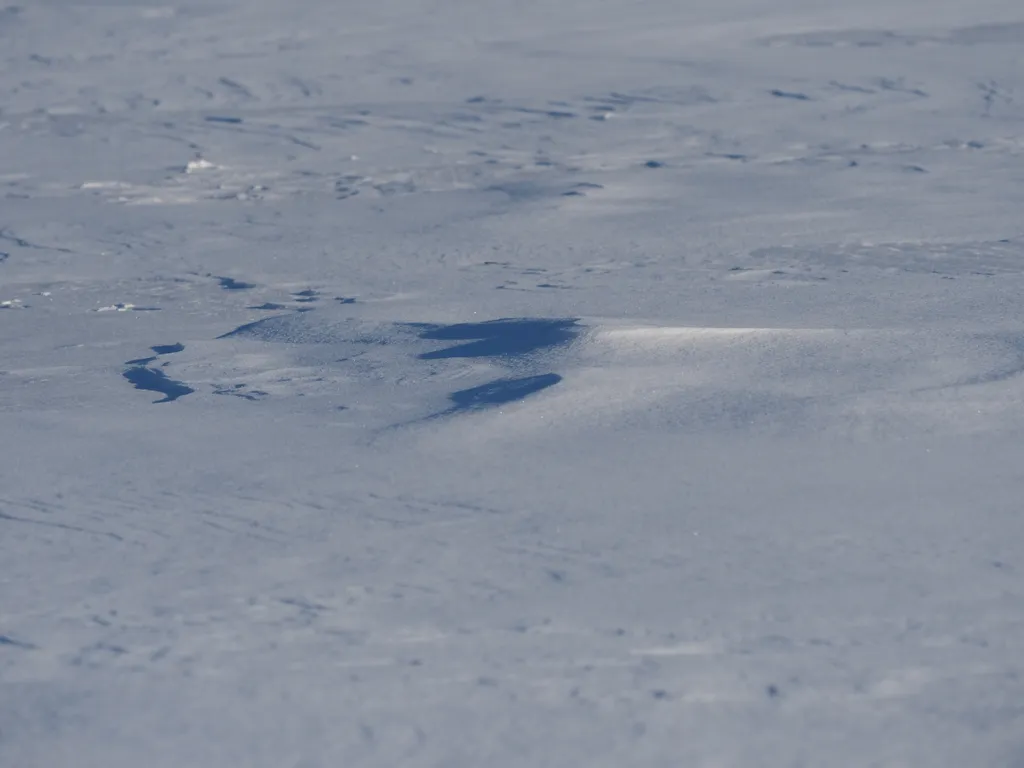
[3,0,1024,765]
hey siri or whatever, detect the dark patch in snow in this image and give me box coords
[218,77,254,100]
[205,115,243,124]
[448,373,562,411]
[771,89,812,101]
[216,276,253,290]
[417,318,579,360]
[0,634,37,650]
[334,297,356,304]
[127,342,184,366]
[123,366,194,403]
[248,302,289,310]
[335,178,361,199]
[645,160,664,168]
[151,343,184,355]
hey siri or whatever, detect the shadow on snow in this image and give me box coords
[447,372,562,412]
[416,318,579,360]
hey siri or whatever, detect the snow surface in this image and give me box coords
[3,0,1024,765]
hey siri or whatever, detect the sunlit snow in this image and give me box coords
[3,1,1024,766]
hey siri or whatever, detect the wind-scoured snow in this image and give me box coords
[2,1,1024,766]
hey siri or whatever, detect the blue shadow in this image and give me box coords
[217,276,253,290]
[418,318,578,360]
[448,373,562,412]
[151,343,184,355]
[123,366,194,404]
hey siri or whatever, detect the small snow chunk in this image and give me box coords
[94,303,160,312]
[185,158,217,174]
[81,181,130,190]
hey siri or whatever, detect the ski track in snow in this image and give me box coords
[3,1,1024,766]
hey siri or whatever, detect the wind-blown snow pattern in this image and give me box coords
[3,1,1024,766]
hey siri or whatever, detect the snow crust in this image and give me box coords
[3,1,1024,765]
